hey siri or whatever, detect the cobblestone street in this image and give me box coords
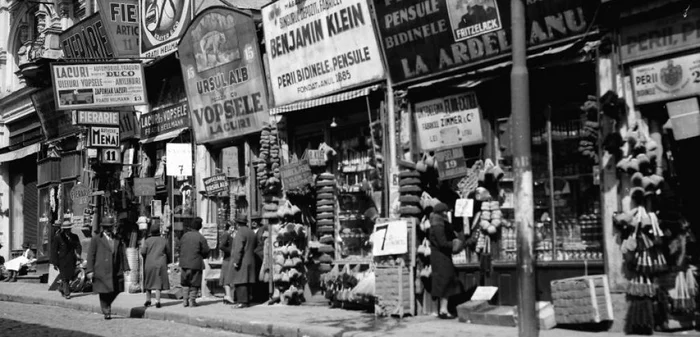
[0,301,251,337]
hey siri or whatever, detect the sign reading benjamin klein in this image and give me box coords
[50,62,147,110]
[141,101,191,139]
[59,12,114,59]
[98,0,140,58]
[178,7,268,144]
[140,0,192,58]
[262,0,385,106]
[374,0,599,85]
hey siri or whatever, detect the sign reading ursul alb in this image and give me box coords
[262,0,385,106]
[178,7,268,144]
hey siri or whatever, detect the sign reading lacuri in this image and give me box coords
[50,62,147,110]
[178,7,269,144]
[631,53,700,105]
[262,0,385,106]
[141,101,190,138]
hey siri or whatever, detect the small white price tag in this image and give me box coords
[455,198,474,218]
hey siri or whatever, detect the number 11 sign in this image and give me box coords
[166,143,192,177]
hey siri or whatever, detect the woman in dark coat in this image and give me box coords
[86,217,129,320]
[51,220,82,299]
[140,222,170,308]
[428,203,461,319]
[218,221,235,304]
[228,213,257,308]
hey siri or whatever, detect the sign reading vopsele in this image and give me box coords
[140,0,192,58]
[97,0,139,58]
[373,0,600,85]
[50,62,147,110]
[414,92,485,151]
[89,127,119,147]
[631,53,700,105]
[141,101,190,139]
[178,7,268,144]
[262,0,385,106]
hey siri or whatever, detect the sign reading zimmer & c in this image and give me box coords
[261,0,385,106]
[373,0,600,85]
[178,7,269,144]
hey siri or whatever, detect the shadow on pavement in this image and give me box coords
[0,317,102,336]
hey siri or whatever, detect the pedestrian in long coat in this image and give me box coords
[86,217,129,320]
[218,221,235,304]
[178,217,210,307]
[428,203,462,319]
[51,220,82,299]
[228,213,257,308]
[140,222,170,308]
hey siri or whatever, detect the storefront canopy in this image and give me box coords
[269,84,382,116]
[0,142,40,163]
[139,127,187,144]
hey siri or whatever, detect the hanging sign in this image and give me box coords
[165,143,192,176]
[279,160,313,190]
[305,149,326,167]
[70,184,91,215]
[221,147,239,177]
[59,12,115,60]
[620,9,700,63]
[73,110,120,125]
[140,0,192,58]
[50,62,147,110]
[203,174,229,195]
[261,0,385,106]
[97,0,139,58]
[372,0,599,85]
[100,148,121,164]
[151,200,162,218]
[631,53,700,105]
[178,7,269,144]
[89,127,120,147]
[31,88,78,140]
[373,219,408,257]
[140,101,190,139]
[119,110,138,140]
[414,93,485,151]
[133,177,156,197]
[201,222,218,249]
[435,147,468,180]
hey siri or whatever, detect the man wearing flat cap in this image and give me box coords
[51,219,81,299]
[86,216,129,320]
[178,217,210,307]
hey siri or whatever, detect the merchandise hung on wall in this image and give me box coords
[178,7,269,144]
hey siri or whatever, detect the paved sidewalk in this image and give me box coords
[0,283,643,337]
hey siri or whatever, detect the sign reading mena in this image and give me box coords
[89,126,119,147]
[75,110,120,125]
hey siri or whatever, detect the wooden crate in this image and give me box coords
[374,261,414,318]
[550,274,613,324]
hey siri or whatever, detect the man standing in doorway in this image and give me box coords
[231,213,257,309]
[178,217,210,307]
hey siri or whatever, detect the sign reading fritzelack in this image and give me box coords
[178,7,269,144]
[631,53,700,105]
[140,0,192,58]
[50,62,147,110]
[262,0,385,106]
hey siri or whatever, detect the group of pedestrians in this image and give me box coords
[49,212,263,319]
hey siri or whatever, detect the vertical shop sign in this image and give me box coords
[373,0,600,85]
[97,0,140,57]
[119,110,138,140]
[59,13,114,59]
[620,8,700,63]
[140,0,192,58]
[165,143,192,176]
[414,92,485,151]
[631,53,700,105]
[262,0,385,106]
[178,7,269,144]
[70,184,91,215]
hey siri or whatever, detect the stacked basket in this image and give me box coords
[315,172,337,273]
[398,169,423,218]
[257,123,282,195]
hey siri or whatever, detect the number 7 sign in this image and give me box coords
[165,143,193,177]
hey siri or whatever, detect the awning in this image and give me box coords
[269,84,382,115]
[0,142,40,163]
[408,41,587,90]
[139,128,187,144]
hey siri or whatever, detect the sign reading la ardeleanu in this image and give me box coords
[262,0,385,106]
[178,7,269,144]
[373,0,600,85]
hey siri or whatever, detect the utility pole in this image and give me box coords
[511,0,537,336]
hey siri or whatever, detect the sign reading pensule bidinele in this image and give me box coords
[50,62,147,110]
[262,0,385,106]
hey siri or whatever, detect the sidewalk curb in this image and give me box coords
[0,292,342,337]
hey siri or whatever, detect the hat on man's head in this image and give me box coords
[433,202,449,213]
[101,216,115,227]
[53,220,62,227]
[61,221,72,229]
[235,213,248,225]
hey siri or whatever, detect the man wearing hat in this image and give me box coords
[50,219,82,299]
[178,217,210,307]
[86,216,129,320]
[229,213,257,308]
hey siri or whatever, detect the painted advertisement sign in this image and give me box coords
[59,12,114,59]
[262,0,385,106]
[178,7,268,144]
[74,110,120,125]
[31,88,78,140]
[631,53,700,105]
[620,9,700,63]
[98,0,140,57]
[373,0,599,85]
[119,110,139,140]
[89,126,120,147]
[141,101,191,138]
[140,0,192,58]
[414,92,484,151]
[50,62,147,110]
